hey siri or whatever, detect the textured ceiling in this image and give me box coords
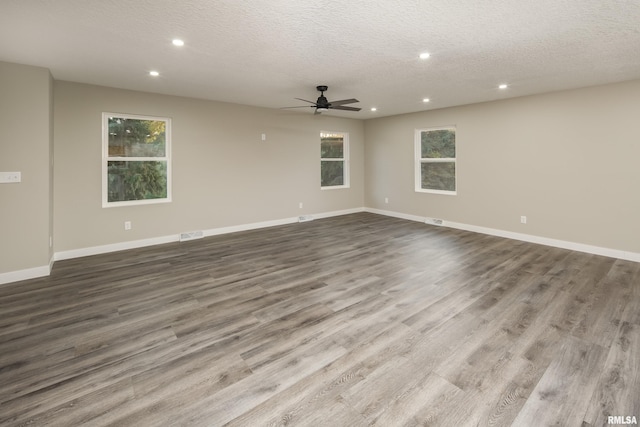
[2,0,640,118]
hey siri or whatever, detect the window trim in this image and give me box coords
[414,126,457,195]
[320,131,350,190]
[102,112,172,208]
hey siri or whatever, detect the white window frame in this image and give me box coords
[102,112,172,207]
[414,126,457,195]
[320,131,350,190]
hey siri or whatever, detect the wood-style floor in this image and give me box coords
[0,213,638,426]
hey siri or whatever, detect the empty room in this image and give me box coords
[1,1,639,426]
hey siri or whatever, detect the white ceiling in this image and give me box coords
[2,0,640,118]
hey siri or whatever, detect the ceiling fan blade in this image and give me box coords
[283,88,358,113]
[331,105,361,111]
[294,97,317,105]
[280,105,315,109]
[329,98,359,106]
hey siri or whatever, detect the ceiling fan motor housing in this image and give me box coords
[316,85,330,107]
[316,96,329,107]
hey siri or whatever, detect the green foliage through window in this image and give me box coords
[321,132,348,188]
[416,127,456,194]
[103,113,171,206]
[108,117,166,157]
[421,129,455,159]
[108,161,167,202]
[321,161,344,186]
[421,162,455,192]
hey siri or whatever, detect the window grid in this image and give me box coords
[102,112,172,207]
[321,131,349,189]
[415,126,457,195]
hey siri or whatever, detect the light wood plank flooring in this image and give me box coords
[1,213,638,426]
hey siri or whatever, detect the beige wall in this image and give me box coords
[3,61,639,281]
[0,61,53,275]
[364,79,640,253]
[53,81,364,252]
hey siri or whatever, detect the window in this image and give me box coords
[320,131,349,189]
[415,127,456,194]
[102,113,171,207]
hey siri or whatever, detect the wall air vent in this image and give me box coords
[298,215,314,223]
[179,230,204,242]
[425,217,444,226]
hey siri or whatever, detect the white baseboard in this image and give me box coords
[6,205,637,286]
[54,234,179,261]
[364,207,425,223]
[54,207,364,263]
[365,207,640,263]
[204,216,298,237]
[312,207,365,220]
[0,264,51,286]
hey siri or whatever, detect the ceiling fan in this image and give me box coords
[283,85,361,114]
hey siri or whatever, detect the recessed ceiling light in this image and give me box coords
[423,98,430,103]
[419,52,430,59]
[370,107,377,112]
[172,39,184,47]
[149,71,159,77]
[499,84,508,89]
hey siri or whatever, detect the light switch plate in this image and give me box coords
[0,172,21,183]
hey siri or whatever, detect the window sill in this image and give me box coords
[321,185,350,191]
[415,189,457,196]
[103,197,172,208]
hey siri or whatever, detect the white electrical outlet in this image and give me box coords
[384,197,389,204]
[299,202,303,209]
[0,171,21,183]
[520,216,527,224]
[261,133,266,141]
[124,221,132,230]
